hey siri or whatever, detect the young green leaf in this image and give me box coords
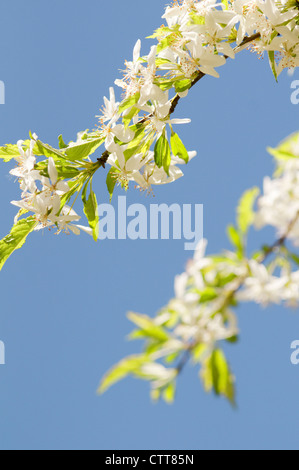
[154,131,171,175]
[175,79,192,93]
[106,169,117,202]
[201,349,235,405]
[128,312,169,342]
[268,132,299,162]
[0,217,37,271]
[237,187,259,235]
[82,183,99,242]
[268,51,278,82]
[122,107,139,129]
[98,355,149,394]
[0,141,31,162]
[162,381,176,404]
[58,135,68,149]
[35,140,67,160]
[118,93,140,113]
[227,224,243,257]
[170,132,189,163]
[65,137,105,161]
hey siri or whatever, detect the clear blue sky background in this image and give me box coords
[0,0,298,451]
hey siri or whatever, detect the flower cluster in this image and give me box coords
[256,158,299,245]
[1,0,299,404]
[9,136,91,236]
[101,132,299,404]
[95,0,299,194]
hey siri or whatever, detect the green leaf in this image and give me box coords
[65,137,104,161]
[227,225,243,257]
[35,140,67,160]
[163,382,176,404]
[170,132,189,163]
[106,169,117,202]
[0,141,31,162]
[128,312,169,342]
[221,0,230,10]
[198,287,218,303]
[268,51,278,82]
[35,159,80,179]
[58,135,68,149]
[98,355,148,394]
[0,217,37,271]
[175,79,192,93]
[154,131,171,175]
[122,106,139,128]
[237,187,259,235]
[201,349,235,405]
[118,93,140,113]
[154,77,175,91]
[268,132,299,162]
[189,12,206,24]
[192,343,208,363]
[82,182,99,242]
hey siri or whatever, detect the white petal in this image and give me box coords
[48,158,58,186]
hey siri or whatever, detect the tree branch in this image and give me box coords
[175,207,299,377]
[97,33,262,166]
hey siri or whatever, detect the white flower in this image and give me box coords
[103,123,135,152]
[237,260,288,306]
[41,158,70,195]
[255,160,299,244]
[98,87,120,124]
[52,206,92,236]
[11,192,60,229]
[185,34,227,77]
[10,135,38,196]
[133,158,184,192]
[107,147,148,189]
[115,40,142,96]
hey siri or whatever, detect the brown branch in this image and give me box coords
[97,150,110,168]
[259,210,299,262]
[97,33,262,166]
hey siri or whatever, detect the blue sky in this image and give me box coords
[0,0,298,450]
